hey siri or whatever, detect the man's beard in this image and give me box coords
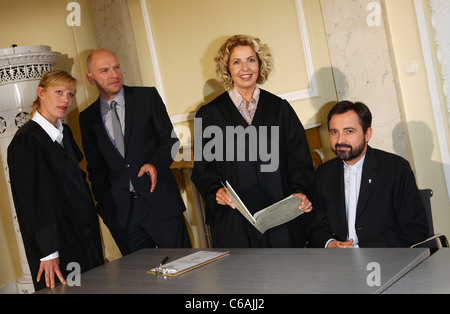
[332,140,366,162]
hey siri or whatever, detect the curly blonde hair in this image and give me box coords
[215,35,273,90]
[31,70,77,117]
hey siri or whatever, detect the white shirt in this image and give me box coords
[32,111,64,261]
[325,155,366,248]
[343,155,365,248]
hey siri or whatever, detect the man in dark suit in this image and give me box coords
[308,101,428,248]
[79,49,190,255]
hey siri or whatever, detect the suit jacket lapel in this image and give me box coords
[250,89,275,127]
[356,146,378,219]
[333,160,348,230]
[123,86,135,154]
[251,91,266,127]
[222,92,250,127]
[62,127,77,162]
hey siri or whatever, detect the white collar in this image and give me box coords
[32,111,64,144]
[228,86,260,109]
[344,154,366,171]
[100,87,125,109]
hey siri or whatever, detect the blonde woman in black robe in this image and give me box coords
[192,35,315,248]
[8,70,103,291]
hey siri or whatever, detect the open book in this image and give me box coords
[224,181,303,234]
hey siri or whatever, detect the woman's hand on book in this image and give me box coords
[216,187,235,209]
[293,193,313,213]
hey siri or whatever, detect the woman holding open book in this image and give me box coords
[191,35,315,248]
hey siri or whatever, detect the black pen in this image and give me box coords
[160,256,171,266]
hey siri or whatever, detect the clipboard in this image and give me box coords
[147,251,230,277]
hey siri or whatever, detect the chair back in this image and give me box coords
[419,188,434,238]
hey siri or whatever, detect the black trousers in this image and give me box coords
[109,196,191,256]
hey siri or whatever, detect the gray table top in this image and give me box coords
[383,248,450,294]
[36,248,429,294]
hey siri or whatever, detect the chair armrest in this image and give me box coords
[411,233,448,248]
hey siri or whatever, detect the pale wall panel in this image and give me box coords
[140,0,319,115]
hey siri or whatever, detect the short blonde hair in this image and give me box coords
[32,70,77,117]
[215,35,273,90]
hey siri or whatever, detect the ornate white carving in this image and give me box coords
[0,45,60,85]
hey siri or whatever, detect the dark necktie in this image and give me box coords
[110,100,125,157]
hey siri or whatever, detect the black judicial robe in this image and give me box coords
[8,121,104,291]
[191,89,315,247]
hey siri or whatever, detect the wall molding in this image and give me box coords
[430,0,450,114]
[278,0,318,102]
[139,0,166,102]
[414,0,450,200]
[139,0,317,124]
